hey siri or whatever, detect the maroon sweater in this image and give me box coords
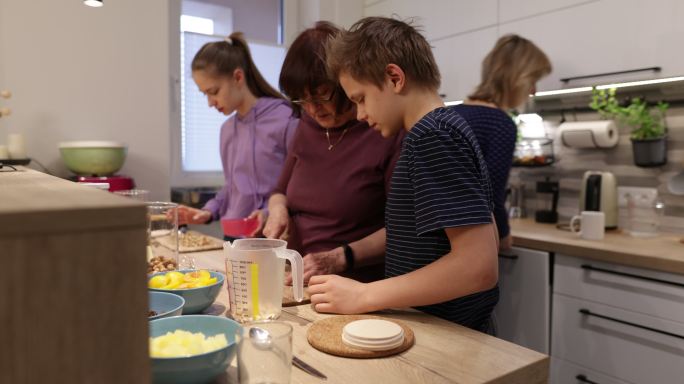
[274,114,403,257]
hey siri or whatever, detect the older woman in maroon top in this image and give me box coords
[263,21,403,284]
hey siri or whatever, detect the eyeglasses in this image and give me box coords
[291,88,336,107]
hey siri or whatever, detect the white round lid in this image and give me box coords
[342,319,403,341]
[58,140,126,149]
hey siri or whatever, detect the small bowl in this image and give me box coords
[221,217,259,237]
[149,291,185,321]
[150,315,241,384]
[148,270,225,314]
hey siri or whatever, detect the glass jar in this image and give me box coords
[626,193,665,237]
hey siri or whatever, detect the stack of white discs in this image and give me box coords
[341,319,405,351]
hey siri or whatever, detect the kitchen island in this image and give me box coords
[187,248,549,384]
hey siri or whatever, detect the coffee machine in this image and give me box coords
[580,170,618,229]
[535,177,559,223]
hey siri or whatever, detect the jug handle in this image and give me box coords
[278,249,304,302]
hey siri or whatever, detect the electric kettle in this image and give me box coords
[579,170,618,229]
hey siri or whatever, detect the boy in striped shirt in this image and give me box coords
[308,17,499,331]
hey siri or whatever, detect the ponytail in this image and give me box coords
[192,32,284,100]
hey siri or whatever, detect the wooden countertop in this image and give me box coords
[185,248,549,384]
[510,218,684,275]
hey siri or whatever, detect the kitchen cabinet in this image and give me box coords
[494,246,551,354]
[0,168,150,383]
[551,254,684,384]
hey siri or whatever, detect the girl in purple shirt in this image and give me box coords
[177,32,298,231]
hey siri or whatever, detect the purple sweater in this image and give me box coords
[203,97,298,221]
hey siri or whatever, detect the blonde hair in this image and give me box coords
[191,32,284,100]
[326,17,440,90]
[469,34,551,109]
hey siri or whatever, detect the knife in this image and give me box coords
[293,356,327,380]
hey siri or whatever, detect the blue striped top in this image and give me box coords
[385,107,499,331]
[451,104,517,238]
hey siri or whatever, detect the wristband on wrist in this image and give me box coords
[343,244,355,272]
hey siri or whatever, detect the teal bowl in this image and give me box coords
[149,270,225,314]
[150,315,241,384]
[58,141,127,176]
[149,291,185,321]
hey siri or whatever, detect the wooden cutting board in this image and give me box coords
[155,231,223,253]
[282,285,311,306]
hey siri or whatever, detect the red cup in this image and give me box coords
[221,217,259,237]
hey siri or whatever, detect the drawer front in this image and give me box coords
[552,294,684,384]
[551,358,629,384]
[494,246,550,353]
[554,254,684,323]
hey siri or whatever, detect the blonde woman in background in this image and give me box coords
[452,34,551,250]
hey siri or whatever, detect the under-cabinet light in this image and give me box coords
[533,87,593,97]
[595,76,684,90]
[445,100,463,106]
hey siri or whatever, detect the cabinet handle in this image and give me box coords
[581,264,684,289]
[498,254,518,260]
[575,374,600,384]
[579,308,684,340]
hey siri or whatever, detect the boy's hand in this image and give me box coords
[499,234,512,251]
[308,275,370,314]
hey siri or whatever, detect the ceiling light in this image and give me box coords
[84,0,103,7]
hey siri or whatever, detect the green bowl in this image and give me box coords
[59,141,127,176]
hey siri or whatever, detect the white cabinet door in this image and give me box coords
[494,246,550,354]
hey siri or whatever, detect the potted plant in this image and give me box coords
[589,88,669,167]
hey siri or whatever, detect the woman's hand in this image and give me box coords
[499,234,513,251]
[262,205,289,239]
[246,210,266,237]
[177,205,212,225]
[308,275,370,314]
[285,247,346,285]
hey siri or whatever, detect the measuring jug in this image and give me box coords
[224,238,304,322]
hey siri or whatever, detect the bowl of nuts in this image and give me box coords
[148,255,178,274]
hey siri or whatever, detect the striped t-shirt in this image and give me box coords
[385,106,499,331]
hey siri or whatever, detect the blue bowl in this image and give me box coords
[149,270,225,314]
[149,291,185,321]
[150,315,241,384]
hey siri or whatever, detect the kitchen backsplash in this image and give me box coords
[509,106,684,234]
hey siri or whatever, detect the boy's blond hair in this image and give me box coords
[326,17,440,91]
[469,34,551,109]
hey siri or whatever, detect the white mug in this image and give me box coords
[571,211,605,240]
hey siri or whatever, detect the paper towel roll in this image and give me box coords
[558,120,618,148]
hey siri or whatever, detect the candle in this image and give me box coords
[7,133,26,159]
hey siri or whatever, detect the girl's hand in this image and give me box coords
[308,275,370,314]
[177,205,212,225]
